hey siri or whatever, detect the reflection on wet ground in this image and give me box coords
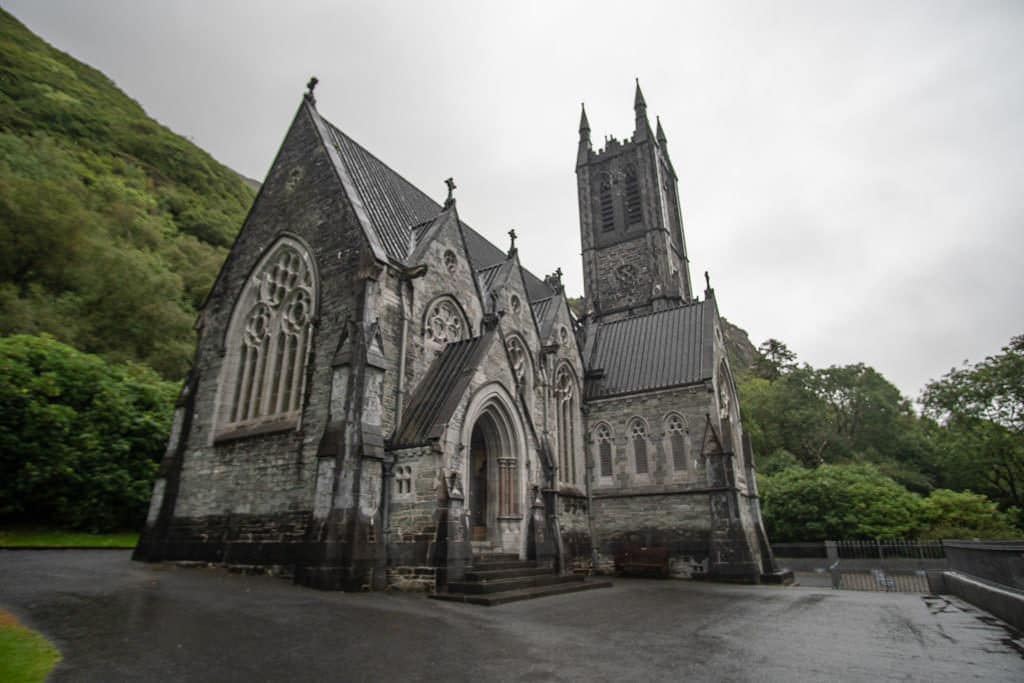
[1,551,1021,682]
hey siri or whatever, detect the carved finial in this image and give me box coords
[305,76,319,106]
[544,268,564,294]
[444,177,457,209]
[704,271,710,289]
[507,228,517,255]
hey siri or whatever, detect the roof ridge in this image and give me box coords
[597,299,705,326]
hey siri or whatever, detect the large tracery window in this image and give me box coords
[222,237,317,432]
[555,365,578,484]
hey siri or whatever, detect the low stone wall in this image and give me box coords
[934,571,1024,632]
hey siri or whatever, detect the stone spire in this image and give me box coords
[576,102,592,167]
[633,79,651,141]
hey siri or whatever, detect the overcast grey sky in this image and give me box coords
[7,0,1023,399]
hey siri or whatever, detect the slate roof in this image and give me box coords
[318,111,554,300]
[584,301,713,400]
[530,297,558,340]
[475,263,503,293]
[321,121,439,261]
[392,333,493,447]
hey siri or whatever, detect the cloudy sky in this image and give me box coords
[7,0,1023,399]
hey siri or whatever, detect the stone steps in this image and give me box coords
[447,572,584,594]
[431,555,612,606]
[432,576,613,606]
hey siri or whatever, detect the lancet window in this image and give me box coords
[665,413,690,472]
[630,419,649,475]
[555,365,578,484]
[624,166,642,225]
[599,180,614,231]
[594,423,613,479]
[222,237,317,431]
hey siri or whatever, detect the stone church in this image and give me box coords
[135,81,781,597]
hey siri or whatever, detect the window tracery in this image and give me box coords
[223,238,317,430]
[425,298,466,350]
[443,249,458,273]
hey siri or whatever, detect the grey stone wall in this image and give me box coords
[145,103,369,559]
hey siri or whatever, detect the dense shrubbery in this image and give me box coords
[0,9,253,380]
[745,335,1024,541]
[0,335,176,531]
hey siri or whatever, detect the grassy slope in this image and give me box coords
[0,609,61,683]
[0,8,254,379]
[0,525,139,548]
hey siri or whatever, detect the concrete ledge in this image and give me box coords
[939,571,1024,632]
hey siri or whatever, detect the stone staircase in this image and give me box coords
[431,554,612,606]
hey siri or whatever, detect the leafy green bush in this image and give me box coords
[0,335,176,531]
[919,489,1022,540]
[759,464,925,542]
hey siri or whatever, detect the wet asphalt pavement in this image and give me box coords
[1,551,1022,682]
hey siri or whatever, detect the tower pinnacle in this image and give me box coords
[633,79,651,141]
[656,115,667,146]
[576,102,592,167]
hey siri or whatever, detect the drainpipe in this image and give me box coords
[583,425,599,574]
[383,264,426,577]
[394,264,427,429]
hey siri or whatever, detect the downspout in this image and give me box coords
[583,416,599,573]
[383,264,427,572]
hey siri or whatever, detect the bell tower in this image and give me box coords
[576,82,693,321]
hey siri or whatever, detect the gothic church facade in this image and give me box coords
[135,82,779,591]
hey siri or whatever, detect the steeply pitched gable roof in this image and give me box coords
[584,301,713,400]
[391,332,494,448]
[313,107,555,301]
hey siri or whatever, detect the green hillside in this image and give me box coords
[0,9,254,379]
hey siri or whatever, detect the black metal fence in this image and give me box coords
[771,540,946,593]
[772,540,945,560]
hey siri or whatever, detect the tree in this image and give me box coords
[921,335,1024,510]
[919,489,1021,540]
[0,335,176,531]
[758,464,925,542]
[753,338,797,381]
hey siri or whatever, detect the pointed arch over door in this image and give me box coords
[461,384,527,550]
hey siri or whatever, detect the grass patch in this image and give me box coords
[0,609,61,683]
[0,525,139,548]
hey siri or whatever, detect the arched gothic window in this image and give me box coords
[624,166,642,225]
[594,423,613,479]
[599,180,614,231]
[221,237,317,431]
[423,297,468,353]
[665,413,690,472]
[555,365,578,484]
[630,419,649,475]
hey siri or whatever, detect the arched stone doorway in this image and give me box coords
[465,395,523,551]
